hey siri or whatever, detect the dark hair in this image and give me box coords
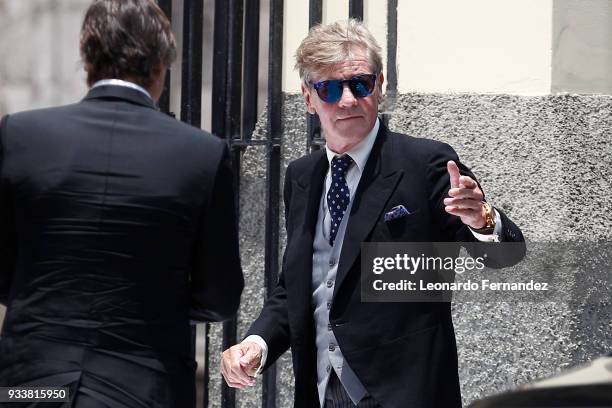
[80,0,176,87]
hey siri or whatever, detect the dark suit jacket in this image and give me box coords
[0,86,244,407]
[247,123,525,408]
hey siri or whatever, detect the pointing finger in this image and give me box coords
[447,161,460,189]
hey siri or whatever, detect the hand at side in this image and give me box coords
[221,341,262,389]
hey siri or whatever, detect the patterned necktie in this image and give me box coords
[327,155,353,246]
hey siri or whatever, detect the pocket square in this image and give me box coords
[384,205,410,222]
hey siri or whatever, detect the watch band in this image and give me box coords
[471,202,495,234]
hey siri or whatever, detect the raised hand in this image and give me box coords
[443,160,486,229]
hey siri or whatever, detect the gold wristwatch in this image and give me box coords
[471,202,495,234]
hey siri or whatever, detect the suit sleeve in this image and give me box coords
[190,142,244,322]
[244,163,293,370]
[0,115,16,305]
[425,142,480,242]
[426,142,525,265]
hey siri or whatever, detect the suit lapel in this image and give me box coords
[334,126,403,297]
[285,152,328,308]
[295,152,328,238]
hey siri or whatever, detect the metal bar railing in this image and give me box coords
[227,2,243,407]
[166,1,400,406]
[262,1,283,407]
[212,0,229,137]
[225,0,244,142]
[383,0,398,126]
[181,0,203,127]
[349,0,363,20]
[242,0,261,142]
[212,0,244,407]
[306,0,323,153]
[157,0,173,115]
[386,0,398,94]
[179,0,206,406]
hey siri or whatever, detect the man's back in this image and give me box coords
[0,86,243,407]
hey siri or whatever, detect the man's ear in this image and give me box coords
[301,84,316,115]
[376,72,385,104]
[152,63,165,76]
[147,63,168,102]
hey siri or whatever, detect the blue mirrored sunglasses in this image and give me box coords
[311,73,377,104]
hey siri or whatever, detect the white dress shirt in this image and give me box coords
[92,79,154,101]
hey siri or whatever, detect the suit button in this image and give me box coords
[326,280,334,288]
[327,323,332,331]
[326,365,331,373]
[327,302,331,310]
[329,344,336,352]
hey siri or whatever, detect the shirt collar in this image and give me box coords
[325,118,380,172]
[92,79,153,101]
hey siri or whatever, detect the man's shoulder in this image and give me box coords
[133,111,226,162]
[152,111,222,145]
[5,101,221,145]
[286,149,326,173]
[385,129,454,156]
[2,103,226,167]
[376,128,462,175]
[1,105,83,142]
[4,104,80,126]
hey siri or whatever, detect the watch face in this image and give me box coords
[484,204,495,228]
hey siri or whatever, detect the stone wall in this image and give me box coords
[224,93,610,406]
[390,93,611,403]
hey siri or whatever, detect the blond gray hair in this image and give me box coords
[295,19,383,87]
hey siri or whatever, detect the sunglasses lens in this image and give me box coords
[313,74,376,103]
[350,75,376,97]
[316,80,343,103]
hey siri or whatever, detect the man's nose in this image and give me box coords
[338,84,357,107]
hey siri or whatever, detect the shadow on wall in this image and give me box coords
[0,0,5,116]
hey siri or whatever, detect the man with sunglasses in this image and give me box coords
[222,19,525,408]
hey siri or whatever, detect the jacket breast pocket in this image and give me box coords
[372,209,424,241]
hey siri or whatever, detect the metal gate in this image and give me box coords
[155,1,398,407]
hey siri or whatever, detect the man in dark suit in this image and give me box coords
[0,1,243,406]
[221,20,524,408]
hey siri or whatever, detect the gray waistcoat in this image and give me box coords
[312,193,368,407]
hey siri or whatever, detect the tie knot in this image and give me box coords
[331,155,353,178]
